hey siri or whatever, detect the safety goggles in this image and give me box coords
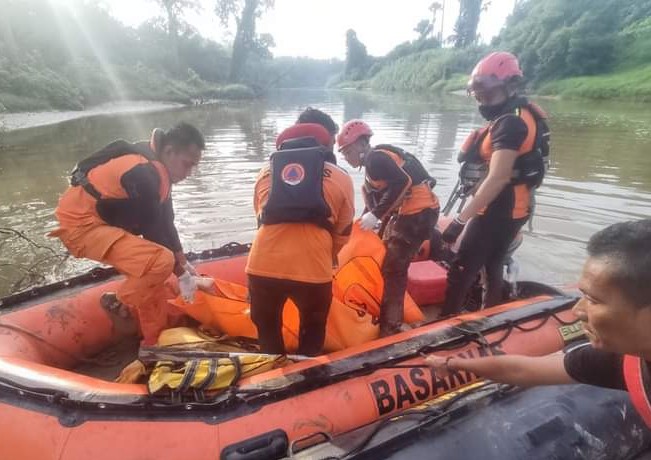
[467,75,508,105]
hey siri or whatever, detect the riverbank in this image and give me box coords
[538,65,651,101]
[0,101,185,132]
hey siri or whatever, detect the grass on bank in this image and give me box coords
[538,65,651,101]
[365,47,486,94]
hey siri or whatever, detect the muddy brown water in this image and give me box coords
[0,89,649,296]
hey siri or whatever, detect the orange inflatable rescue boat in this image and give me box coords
[0,227,583,460]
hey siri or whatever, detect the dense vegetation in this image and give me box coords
[495,0,651,98]
[2,0,651,113]
[0,0,342,112]
[341,0,651,100]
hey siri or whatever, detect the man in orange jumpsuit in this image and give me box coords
[246,121,355,356]
[51,122,209,345]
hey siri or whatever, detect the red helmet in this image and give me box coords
[468,52,523,92]
[276,123,332,150]
[336,119,373,151]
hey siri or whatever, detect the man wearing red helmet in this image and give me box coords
[440,51,550,316]
[246,115,354,356]
[337,120,440,337]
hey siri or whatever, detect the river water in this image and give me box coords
[0,89,649,296]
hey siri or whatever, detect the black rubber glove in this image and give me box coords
[441,217,466,245]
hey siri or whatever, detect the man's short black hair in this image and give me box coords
[297,107,339,135]
[587,219,651,308]
[164,122,205,150]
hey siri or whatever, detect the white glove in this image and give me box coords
[360,212,380,231]
[194,276,215,293]
[183,262,198,276]
[178,271,197,303]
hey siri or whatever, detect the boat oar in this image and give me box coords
[138,346,315,363]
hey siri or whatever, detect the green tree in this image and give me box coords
[414,19,434,41]
[0,0,238,111]
[429,2,443,40]
[495,0,624,82]
[345,29,370,80]
[152,0,200,73]
[454,0,484,48]
[215,0,275,83]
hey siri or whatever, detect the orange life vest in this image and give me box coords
[457,101,549,219]
[364,145,439,217]
[623,354,651,428]
[63,141,171,233]
[71,140,170,202]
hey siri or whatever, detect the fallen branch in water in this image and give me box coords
[9,253,70,292]
[0,226,70,295]
[0,227,59,255]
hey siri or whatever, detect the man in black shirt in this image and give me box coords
[427,219,651,428]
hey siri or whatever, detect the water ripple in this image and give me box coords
[0,90,649,293]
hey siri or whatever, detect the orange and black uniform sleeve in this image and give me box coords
[365,151,410,219]
[120,164,182,252]
[490,115,528,151]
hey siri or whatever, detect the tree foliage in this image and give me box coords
[151,0,201,73]
[343,0,651,98]
[428,2,443,40]
[414,19,433,41]
[345,29,371,80]
[5,0,650,109]
[215,0,275,83]
[0,0,240,110]
[494,0,651,83]
[454,0,485,48]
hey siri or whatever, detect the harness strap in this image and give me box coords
[178,360,200,393]
[196,359,219,391]
[70,140,158,201]
[71,171,103,200]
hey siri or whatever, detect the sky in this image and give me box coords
[93,0,516,60]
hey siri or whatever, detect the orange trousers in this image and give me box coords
[52,224,177,345]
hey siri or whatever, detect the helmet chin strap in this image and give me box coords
[359,149,368,170]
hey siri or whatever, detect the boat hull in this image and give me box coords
[0,247,582,459]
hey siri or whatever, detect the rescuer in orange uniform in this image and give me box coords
[440,52,550,315]
[246,120,355,356]
[337,120,440,337]
[51,123,209,345]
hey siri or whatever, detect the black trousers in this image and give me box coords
[441,214,527,316]
[248,275,332,356]
[380,208,439,336]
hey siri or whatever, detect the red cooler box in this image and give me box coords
[407,260,448,306]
